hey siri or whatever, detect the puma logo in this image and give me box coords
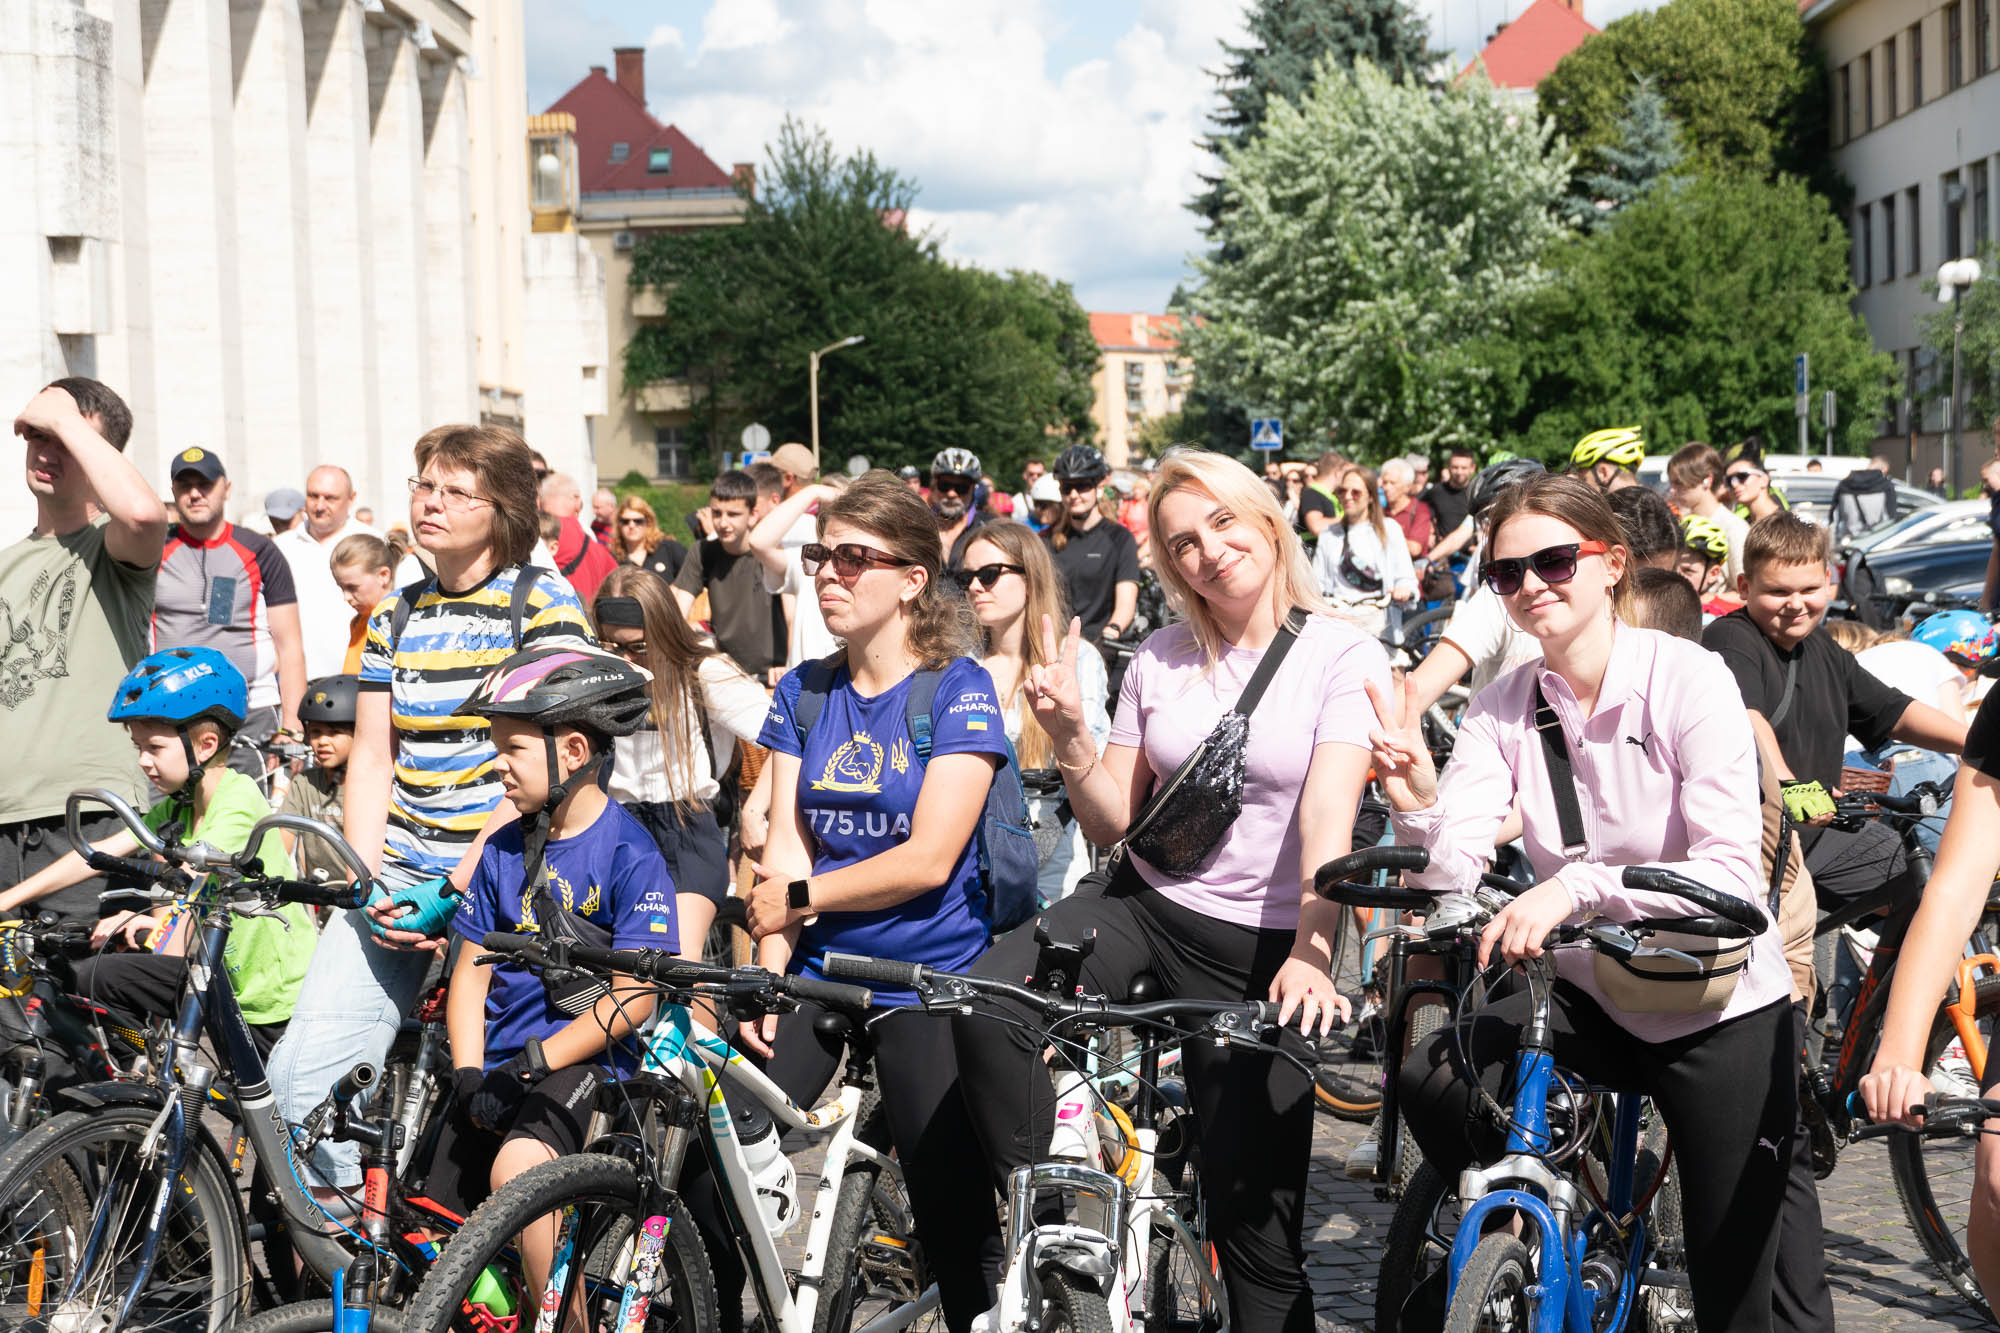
[1625,734,1652,756]
[1757,1136,1781,1161]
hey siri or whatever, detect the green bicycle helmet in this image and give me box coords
[1569,427,1646,473]
[1680,514,1730,563]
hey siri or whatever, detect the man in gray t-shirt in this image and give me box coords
[0,380,169,921]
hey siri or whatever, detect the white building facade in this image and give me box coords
[0,0,606,535]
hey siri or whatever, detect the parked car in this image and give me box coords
[1846,537,1993,628]
[1837,501,1991,572]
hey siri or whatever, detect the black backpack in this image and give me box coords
[386,566,549,653]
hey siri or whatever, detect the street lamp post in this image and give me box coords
[1938,258,1984,496]
[809,335,866,468]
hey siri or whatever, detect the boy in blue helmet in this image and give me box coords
[0,646,316,1052]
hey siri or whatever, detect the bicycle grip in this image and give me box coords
[1313,846,1430,885]
[480,931,538,958]
[782,975,875,1011]
[821,952,928,988]
[85,851,176,884]
[275,880,369,911]
[331,1063,377,1105]
[1617,867,1767,934]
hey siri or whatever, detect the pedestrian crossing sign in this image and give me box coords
[1250,418,1283,451]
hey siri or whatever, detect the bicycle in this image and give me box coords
[402,932,938,1333]
[0,788,452,1330]
[1319,849,1769,1333]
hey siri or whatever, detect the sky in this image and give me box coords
[522,0,1667,315]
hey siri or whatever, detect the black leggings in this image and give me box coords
[1398,980,1796,1333]
[69,952,286,1056]
[952,875,1319,1333]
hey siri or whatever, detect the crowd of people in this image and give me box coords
[11,369,2000,1333]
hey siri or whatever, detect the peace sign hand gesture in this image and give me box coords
[1366,674,1439,813]
[1025,615,1089,747]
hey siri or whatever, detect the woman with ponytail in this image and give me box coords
[739,471,1005,1330]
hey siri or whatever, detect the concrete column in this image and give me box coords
[138,0,245,469]
[228,0,316,504]
[420,55,476,428]
[300,0,381,511]
[364,20,430,487]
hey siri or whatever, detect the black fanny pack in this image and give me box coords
[528,864,614,1017]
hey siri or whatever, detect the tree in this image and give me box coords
[1537,0,1839,206]
[1916,244,2000,449]
[623,120,1096,480]
[1181,59,1572,461]
[1566,76,1683,230]
[1498,171,1894,460]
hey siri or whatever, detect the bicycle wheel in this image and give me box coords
[1391,1002,1449,1189]
[237,1299,407,1333]
[0,1104,249,1330]
[1442,1232,1535,1333]
[1886,973,2000,1317]
[1399,606,1453,662]
[400,1153,713,1333]
[815,1094,940,1333]
[1037,1268,1114,1333]
[1142,1219,1220,1333]
[1374,1161,1454,1333]
[1313,909,1384,1122]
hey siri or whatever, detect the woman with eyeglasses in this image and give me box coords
[1312,463,1417,638]
[955,447,1388,1332]
[607,494,689,582]
[958,521,1110,903]
[1372,474,1793,1333]
[591,565,767,960]
[735,471,1008,1331]
[268,425,597,1199]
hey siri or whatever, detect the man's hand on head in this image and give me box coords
[13,386,83,444]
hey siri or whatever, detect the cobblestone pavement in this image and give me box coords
[761,1108,1993,1331]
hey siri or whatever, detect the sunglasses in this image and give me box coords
[605,638,649,661]
[1480,541,1609,596]
[1060,480,1098,494]
[617,516,647,526]
[952,562,1024,591]
[802,542,905,579]
[933,475,975,493]
[1724,470,1760,485]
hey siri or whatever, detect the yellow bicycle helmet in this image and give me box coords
[1569,427,1646,473]
[1680,514,1730,563]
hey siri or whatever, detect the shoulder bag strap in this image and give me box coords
[387,575,435,655]
[1230,608,1308,718]
[791,658,837,746]
[1766,651,1802,731]
[903,669,943,761]
[508,566,544,646]
[1533,679,1590,861]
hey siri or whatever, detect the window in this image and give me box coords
[1980,0,1993,76]
[647,147,672,173]
[1862,51,1875,130]
[654,427,690,479]
[1946,171,1965,259]
[1949,2,1964,91]
[1856,204,1873,287]
[1836,65,1851,142]
[1976,160,1993,251]
[1883,194,1898,281]
[1913,22,1925,104]
[1887,34,1899,115]
[609,142,630,163]
[1908,186,1922,275]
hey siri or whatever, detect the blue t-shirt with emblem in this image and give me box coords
[451,799,676,1074]
[759,656,1007,1004]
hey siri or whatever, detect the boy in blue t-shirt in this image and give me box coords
[436,646,671,1226]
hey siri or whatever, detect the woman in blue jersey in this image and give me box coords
[267,424,594,1194]
[741,471,1007,1332]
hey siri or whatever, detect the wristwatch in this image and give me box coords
[787,878,813,913]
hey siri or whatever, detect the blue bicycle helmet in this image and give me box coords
[1911,609,1998,669]
[109,647,248,799]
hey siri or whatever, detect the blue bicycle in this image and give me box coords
[1313,848,1766,1333]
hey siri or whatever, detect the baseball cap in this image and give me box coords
[770,442,817,480]
[171,447,226,483]
[266,488,306,522]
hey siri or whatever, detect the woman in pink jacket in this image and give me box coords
[1370,474,1793,1333]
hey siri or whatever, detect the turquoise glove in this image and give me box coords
[1779,780,1836,824]
[364,875,458,941]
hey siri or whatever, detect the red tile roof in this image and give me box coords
[1090,312,1182,351]
[1459,0,1599,90]
[545,67,734,195]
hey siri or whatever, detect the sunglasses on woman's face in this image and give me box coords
[801,542,905,579]
[952,562,1024,591]
[1725,470,1759,486]
[618,515,646,526]
[1480,541,1608,596]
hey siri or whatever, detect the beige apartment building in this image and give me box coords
[1089,312,1191,467]
[1810,0,2000,478]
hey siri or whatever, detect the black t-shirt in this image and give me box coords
[671,540,784,678]
[1701,608,1912,789]
[1965,688,2000,780]
[1297,487,1338,533]
[641,539,688,583]
[1424,480,1473,542]
[1047,518,1141,641]
[946,510,1003,571]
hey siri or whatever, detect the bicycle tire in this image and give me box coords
[1886,973,2000,1318]
[1397,606,1454,662]
[1442,1232,1535,1333]
[1313,912,1386,1122]
[401,1152,714,1333]
[1141,1215,1221,1333]
[1374,1160,1452,1333]
[237,1298,408,1333]
[1037,1267,1115,1333]
[814,1093,940,1333]
[1392,1003,1449,1189]
[0,1104,249,1330]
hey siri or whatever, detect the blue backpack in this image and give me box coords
[791,658,1044,935]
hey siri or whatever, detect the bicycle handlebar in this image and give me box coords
[1851,1092,2000,1139]
[1311,846,1434,909]
[477,932,876,1012]
[1617,866,1767,936]
[63,790,379,902]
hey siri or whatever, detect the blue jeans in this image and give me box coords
[265,884,433,1186]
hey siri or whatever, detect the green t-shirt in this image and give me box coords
[0,517,154,822]
[144,770,317,1026]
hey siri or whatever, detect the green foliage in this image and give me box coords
[610,477,708,541]
[1566,77,1683,230]
[1917,245,2000,439]
[623,119,1096,482]
[1537,0,1838,205]
[1497,171,1894,461]
[1182,59,1573,462]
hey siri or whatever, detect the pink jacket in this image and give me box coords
[1393,623,1793,1041]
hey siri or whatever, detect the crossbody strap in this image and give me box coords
[1231,608,1308,717]
[1532,680,1589,861]
[1766,651,1802,731]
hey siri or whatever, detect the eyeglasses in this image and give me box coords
[407,477,492,509]
[1724,470,1760,485]
[605,638,649,661]
[1480,541,1609,596]
[618,516,647,527]
[952,562,1024,591]
[802,542,906,579]
[933,475,974,494]
[1059,480,1098,494]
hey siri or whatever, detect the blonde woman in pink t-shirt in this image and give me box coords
[952,447,1389,1332]
[1371,475,1792,1333]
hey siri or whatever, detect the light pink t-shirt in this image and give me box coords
[1111,613,1390,930]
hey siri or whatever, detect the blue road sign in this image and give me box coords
[1250,418,1283,451]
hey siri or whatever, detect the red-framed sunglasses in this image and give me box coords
[1480,541,1608,597]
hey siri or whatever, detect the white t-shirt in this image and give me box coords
[1440,585,1544,699]
[610,654,771,806]
[276,518,378,678]
[1845,639,1962,752]
[1712,506,1750,584]
[765,548,838,666]
[783,510,818,550]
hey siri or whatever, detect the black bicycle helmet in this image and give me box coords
[1470,458,1547,518]
[1052,444,1109,484]
[298,675,360,727]
[466,645,651,739]
[896,465,921,481]
[931,447,982,481]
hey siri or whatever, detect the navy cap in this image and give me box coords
[170,447,226,483]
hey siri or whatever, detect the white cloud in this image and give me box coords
[647,24,685,50]
[700,0,797,55]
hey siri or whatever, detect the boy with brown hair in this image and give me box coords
[1666,442,1749,581]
